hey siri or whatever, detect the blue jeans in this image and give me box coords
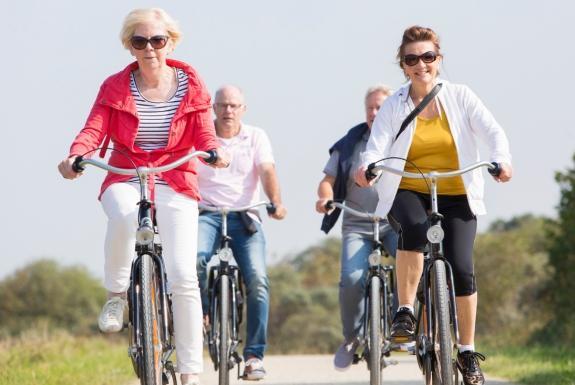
[339,227,398,341]
[197,212,269,359]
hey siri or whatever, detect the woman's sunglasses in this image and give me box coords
[130,35,169,50]
[402,51,438,67]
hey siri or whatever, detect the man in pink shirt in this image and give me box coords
[196,85,287,380]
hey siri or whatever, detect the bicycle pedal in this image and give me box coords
[352,354,361,364]
[392,336,414,343]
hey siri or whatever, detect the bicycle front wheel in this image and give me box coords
[140,253,163,385]
[431,260,454,385]
[368,275,382,385]
[218,275,230,385]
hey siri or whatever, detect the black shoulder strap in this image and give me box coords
[394,83,443,142]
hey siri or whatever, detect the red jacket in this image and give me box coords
[69,59,218,201]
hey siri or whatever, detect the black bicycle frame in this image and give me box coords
[362,263,395,341]
[207,227,244,374]
[128,199,174,366]
[417,213,460,353]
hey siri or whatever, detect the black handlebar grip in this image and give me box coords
[324,200,334,211]
[205,149,218,165]
[488,162,501,177]
[72,156,85,173]
[365,163,377,181]
[266,203,277,215]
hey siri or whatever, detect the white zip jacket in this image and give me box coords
[361,79,512,217]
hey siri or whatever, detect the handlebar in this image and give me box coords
[72,150,217,175]
[199,201,276,215]
[324,200,382,222]
[365,161,501,181]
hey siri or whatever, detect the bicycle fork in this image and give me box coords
[127,249,175,378]
[418,233,461,370]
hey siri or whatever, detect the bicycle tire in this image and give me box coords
[140,254,163,385]
[383,272,394,338]
[369,275,382,385]
[218,275,230,385]
[431,260,454,385]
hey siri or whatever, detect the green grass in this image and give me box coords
[483,345,575,385]
[0,330,134,385]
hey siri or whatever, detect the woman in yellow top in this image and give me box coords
[355,26,512,385]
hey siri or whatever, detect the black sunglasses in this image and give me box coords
[130,35,169,50]
[402,51,438,67]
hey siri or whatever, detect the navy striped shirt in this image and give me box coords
[129,68,188,185]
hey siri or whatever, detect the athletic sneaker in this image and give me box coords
[456,350,486,385]
[390,307,416,343]
[333,337,360,371]
[392,340,416,353]
[243,357,266,380]
[98,296,126,333]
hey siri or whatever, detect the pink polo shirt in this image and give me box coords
[197,124,274,208]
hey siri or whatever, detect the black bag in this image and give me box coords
[239,211,258,235]
[394,83,442,142]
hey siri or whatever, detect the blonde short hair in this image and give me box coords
[120,8,182,50]
[365,84,393,105]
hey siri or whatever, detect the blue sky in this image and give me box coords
[1,0,573,278]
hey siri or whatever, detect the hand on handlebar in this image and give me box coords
[58,156,83,180]
[354,165,377,187]
[492,162,512,183]
[210,147,231,168]
[268,202,287,220]
[315,198,333,214]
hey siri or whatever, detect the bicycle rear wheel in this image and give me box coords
[218,275,230,385]
[431,260,454,385]
[368,275,382,385]
[140,253,163,385]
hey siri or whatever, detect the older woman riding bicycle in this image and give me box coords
[57,8,228,385]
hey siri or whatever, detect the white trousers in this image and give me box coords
[101,183,203,374]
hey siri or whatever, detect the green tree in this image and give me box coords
[544,156,575,344]
[474,215,551,346]
[267,238,341,353]
[0,259,106,336]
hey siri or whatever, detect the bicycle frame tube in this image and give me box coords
[409,175,461,356]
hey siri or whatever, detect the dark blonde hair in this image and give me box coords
[397,26,441,70]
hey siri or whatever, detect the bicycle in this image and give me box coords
[198,201,275,385]
[73,150,216,385]
[324,200,397,385]
[367,160,500,385]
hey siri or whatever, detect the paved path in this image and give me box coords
[195,354,514,385]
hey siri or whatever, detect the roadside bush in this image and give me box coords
[0,259,106,336]
[474,215,551,346]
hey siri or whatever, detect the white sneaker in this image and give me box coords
[181,373,200,385]
[243,357,266,380]
[333,337,360,371]
[98,296,126,333]
[392,340,416,352]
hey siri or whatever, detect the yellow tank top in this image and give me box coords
[398,110,466,195]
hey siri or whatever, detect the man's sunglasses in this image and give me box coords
[402,51,438,67]
[130,35,169,50]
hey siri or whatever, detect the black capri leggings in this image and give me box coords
[388,189,477,296]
